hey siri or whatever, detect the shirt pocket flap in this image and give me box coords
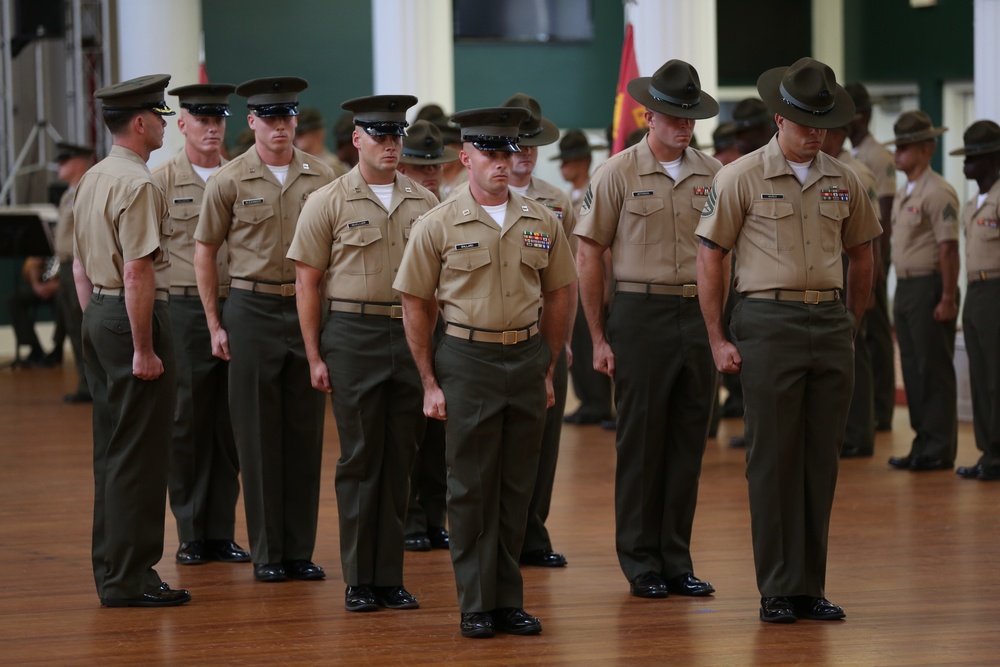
[625,197,665,217]
[168,204,200,221]
[446,247,491,272]
[691,195,708,212]
[819,201,849,221]
[341,226,384,247]
[750,200,795,220]
[234,204,274,225]
[520,247,550,270]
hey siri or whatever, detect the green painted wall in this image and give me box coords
[202,0,374,148]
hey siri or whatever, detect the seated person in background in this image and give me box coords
[6,257,61,366]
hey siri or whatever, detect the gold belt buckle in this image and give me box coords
[390,304,403,319]
[804,290,820,304]
[501,330,518,345]
[280,283,296,297]
[682,284,697,298]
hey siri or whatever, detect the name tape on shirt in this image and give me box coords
[631,190,654,197]
[172,197,195,204]
[348,220,370,228]
[455,242,480,250]
[242,198,264,205]
[820,186,850,201]
[760,193,784,199]
[523,231,551,249]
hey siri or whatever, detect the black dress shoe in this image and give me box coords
[909,457,953,471]
[63,391,92,403]
[875,421,893,432]
[460,612,495,638]
[759,596,796,623]
[284,560,325,580]
[600,419,617,430]
[253,563,286,582]
[427,526,450,549]
[519,549,567,567]
[345,585,378,612]
[562,411,604,425]
[888,454,913,469]
[629,571,668,598]
[665,572,715,596]
[205,539,251,562]
[491,607,542,635]
[403,532,432,552]
[790,595,845,620]
[102,583,191,607]
[840,446,873,458]
[978,465,1000,481]
[956,464,982,479]
[729,436,746,448]
[373,585,420,609]
[176,541,207,565]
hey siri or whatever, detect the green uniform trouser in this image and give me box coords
[57,261,89,396]
[608,293,714,581]
[731,298,853,598]
[522,349,568,554]
[436,333,550,613]
[867,255,896,428]
[167,295,240,544]
[325,312,424,587]
[568,299,613,419]
[961,279,1000,467]
[406,317,447,536]
[223,289,325,565]
[84,296,175,600]
[843,314,874,454]
[893,276,958,462]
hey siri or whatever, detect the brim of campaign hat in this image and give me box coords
[949,140,1000,156]
[885,127,947,146]
[548,143,606,161]
[627,77,719,120]
[399,145,460,165]
[757,66,855,129]
[518,116,560,147]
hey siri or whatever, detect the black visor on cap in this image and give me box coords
[250,102,299,118]
[358,121,408,137]
[468,135,521,153]
[182,102,231,117]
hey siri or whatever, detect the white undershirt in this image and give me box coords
[977,192,988,209]
[482,202,507,228]
[786,159,811,185]
[369,183,394,210]
[509,183,530,197]
[192,164,220,183]
[266,163,289,186]
[660,157,682,181]
[905,181,917,197]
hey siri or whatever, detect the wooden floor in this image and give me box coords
[0,365,997,666]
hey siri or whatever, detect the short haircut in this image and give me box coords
[102,108,140,135]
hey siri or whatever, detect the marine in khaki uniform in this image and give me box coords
[394,107,577,639]
[820,125,880,458]
[951,121,1000,481]
[294,107,350,178]
[52,142,95,402]
[696,58,881,623]
[846,82,898,432]
[576,60,719,600]
[501,93,576,569]
[72,74,189,607]
[194,77,336,583]
[884,111,961,472]
[395,119,459,554]
[152,83,249,567]
[289,94,437,612]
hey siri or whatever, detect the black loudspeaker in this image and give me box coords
[16,0,65,39]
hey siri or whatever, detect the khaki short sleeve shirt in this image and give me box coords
[53,186,76,262]
[73,145,171,290]
[695,135,882,293]
[574,140,720,284]
[153,151,229,286]
[855,134,897,200]
[963,178,1000,275]
[394,186,577,330]
[287,167,438,302]
[195,146,335,283]
[891,169,960,275]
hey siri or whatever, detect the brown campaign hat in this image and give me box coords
[948,120,1000,156]
[757,57,854,129]
[168,83,235,117]
[95,74,174,116]
[451,106,531,153]
[884,110,947,146]
[341,94,418,136]
[399,120,460,165]
[627,59,719,120]
[730,98,771,130]
[236,77,308,117]
[844,82,872,113]
[548,130,606,161]
[295,108,325,133]
[55,141,95,162]
[713,122,738,151]
[502,93,560,147]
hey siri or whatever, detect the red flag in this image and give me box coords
[611,23,646,154]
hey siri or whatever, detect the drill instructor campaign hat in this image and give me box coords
[757,57,855,129]
[626,59,719,120]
